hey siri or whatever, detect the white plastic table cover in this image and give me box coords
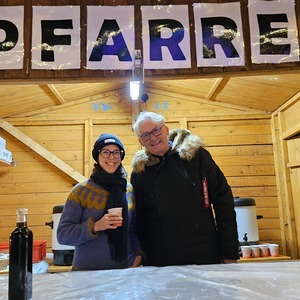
[1,260,300,300]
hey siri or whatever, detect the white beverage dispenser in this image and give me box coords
[45,205,74,266]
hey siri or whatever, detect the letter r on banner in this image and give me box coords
[148,19,186,61]
[142,5,191,69]
[194,2,245,67]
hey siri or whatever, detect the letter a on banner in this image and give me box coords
[142,5,191,69]
[0,6,24,70]
[86,6,134,70]
[248,0,299,64]
[193,2,245,67]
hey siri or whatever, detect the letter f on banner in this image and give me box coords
[41,20,73,62]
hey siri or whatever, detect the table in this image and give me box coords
[46,254,291,272]
[1,260,300,299]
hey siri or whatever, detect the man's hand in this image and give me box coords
[130,255,142,268]
[221,259,237,264]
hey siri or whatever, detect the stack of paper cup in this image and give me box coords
[259,244,270,257]
[251,245,261,258]
[268,244,279,257]
[241,246,251,258]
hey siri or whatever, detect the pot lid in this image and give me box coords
[53,205,65,214]
[234,197,256,206]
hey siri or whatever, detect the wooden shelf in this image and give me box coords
[0,159,15,166]
[238,254,291,263]
[47,264,72,273]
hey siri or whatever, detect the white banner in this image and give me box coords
[249,0,299,63]
[31,6,80,69]
[86,6,135,70]
[0,2,299,70]
[0,6,24,70]
[194,2,245,67]
[141,5,191,69]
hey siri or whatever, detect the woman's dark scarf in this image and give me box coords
[90,163,128,267]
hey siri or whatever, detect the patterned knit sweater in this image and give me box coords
[57,178,143,270]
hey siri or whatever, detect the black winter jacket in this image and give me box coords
[130,128,239,266]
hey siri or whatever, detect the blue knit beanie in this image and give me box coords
[92,134,125,161]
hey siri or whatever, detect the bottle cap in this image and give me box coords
[16,208,28,215]
[16,208,28,223]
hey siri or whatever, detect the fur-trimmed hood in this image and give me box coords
[131,128,206,174]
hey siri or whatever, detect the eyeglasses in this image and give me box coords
[139,126,163,142]
[99,149,123,159]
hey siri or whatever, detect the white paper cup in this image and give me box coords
[268,244,279,257]
[107,207,123,226]
[241,246,251,258]
[251,245,261,258]
[107,207,123,215]
[259,244,270,257]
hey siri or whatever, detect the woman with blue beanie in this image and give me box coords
[57,134,143,270]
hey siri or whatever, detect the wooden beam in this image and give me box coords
[84,119,93,177]
[47,84,65,104]
[206,77,224,100]
[0,118,87,183]
[179,117,188,129]
[131,100,140,129]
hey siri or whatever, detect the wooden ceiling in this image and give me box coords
[1,71,300,119]
[1,0,300,118]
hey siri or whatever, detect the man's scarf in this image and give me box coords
[90,164,128,266]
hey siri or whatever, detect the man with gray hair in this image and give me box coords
[131,111,239,266]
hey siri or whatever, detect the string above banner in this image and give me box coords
[0,0,299,71]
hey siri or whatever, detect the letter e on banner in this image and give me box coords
[194,2,245,67]
[248,0,299,64]
[0,6,24,70]
[31,6,80,70]
[142,5,191,69]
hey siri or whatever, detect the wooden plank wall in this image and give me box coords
[188,119,280,245]
[0,94,283,254]
[0,125,84,248]
[287,138,300,255]
[271,95,300,258]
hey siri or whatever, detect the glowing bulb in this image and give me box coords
[130,81,140,100]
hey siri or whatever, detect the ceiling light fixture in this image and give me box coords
[130,49,144,101]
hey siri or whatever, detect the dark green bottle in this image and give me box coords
[9,208,33,300]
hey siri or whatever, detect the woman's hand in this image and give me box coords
[93,213,123,232]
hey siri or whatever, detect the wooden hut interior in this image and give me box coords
[1,0,300,263]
